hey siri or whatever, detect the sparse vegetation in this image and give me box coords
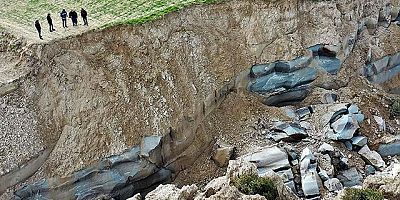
[342,188,384,200]
[390,98,400,117]
[233,174,278,199]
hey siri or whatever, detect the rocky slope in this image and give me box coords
[0,0,399,199]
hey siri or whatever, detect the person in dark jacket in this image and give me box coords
[81,8,88,26]
[60,9,68,28]
[47,13,55,32]
[71,10,78,26]
[34,20,43,40]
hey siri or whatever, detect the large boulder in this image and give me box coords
[358,145,386,170]
[242,146,290,173]
[329,114,359,140]
[212,143,234,167]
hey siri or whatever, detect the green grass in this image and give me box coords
[0,0,223,29]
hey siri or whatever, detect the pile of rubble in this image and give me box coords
[209,102,400,199]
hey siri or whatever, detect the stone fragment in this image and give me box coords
[378,142,400,156]
[242,146,290,172]
[291,160,299,166]
[324,178,343,192]
[339,156,349,170]
[354,113,365,123]
[296,106,313,119]
[300,148,320,197]
[268,122,308,142]
[351,136,368,147]
[365,165,376,175]
[321,93,338,104]
[373,115,386,132]
[325,127,338,140]
[302,172,320,197]
[212,143,234,167]
[344,141,353,150]
[140,136,163,166]
[358,145,386,170]
[324,103,349,125]
[337,167,362,187]
[248,67,317,94]
[264,87,311,107]
[299,121,312,130]
[348,104,359,114]
[330,114,359,140]
[318,170,329,181]
[315,54,341,75]
[318,143,334,153]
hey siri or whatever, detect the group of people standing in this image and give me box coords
[35,8,88,40]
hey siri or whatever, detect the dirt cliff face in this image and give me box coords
[1,0,400,198]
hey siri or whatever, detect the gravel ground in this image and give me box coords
[0,92,44,176]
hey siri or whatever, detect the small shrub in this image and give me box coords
[390,98,400,117]
[233,174,278,199]
[342,188,384,200]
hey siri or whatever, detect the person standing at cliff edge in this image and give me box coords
[60,9,68,28]
[47,13,55,32]
[34,20,43,40]
[70,10,78,26]
[81,8,88,26]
